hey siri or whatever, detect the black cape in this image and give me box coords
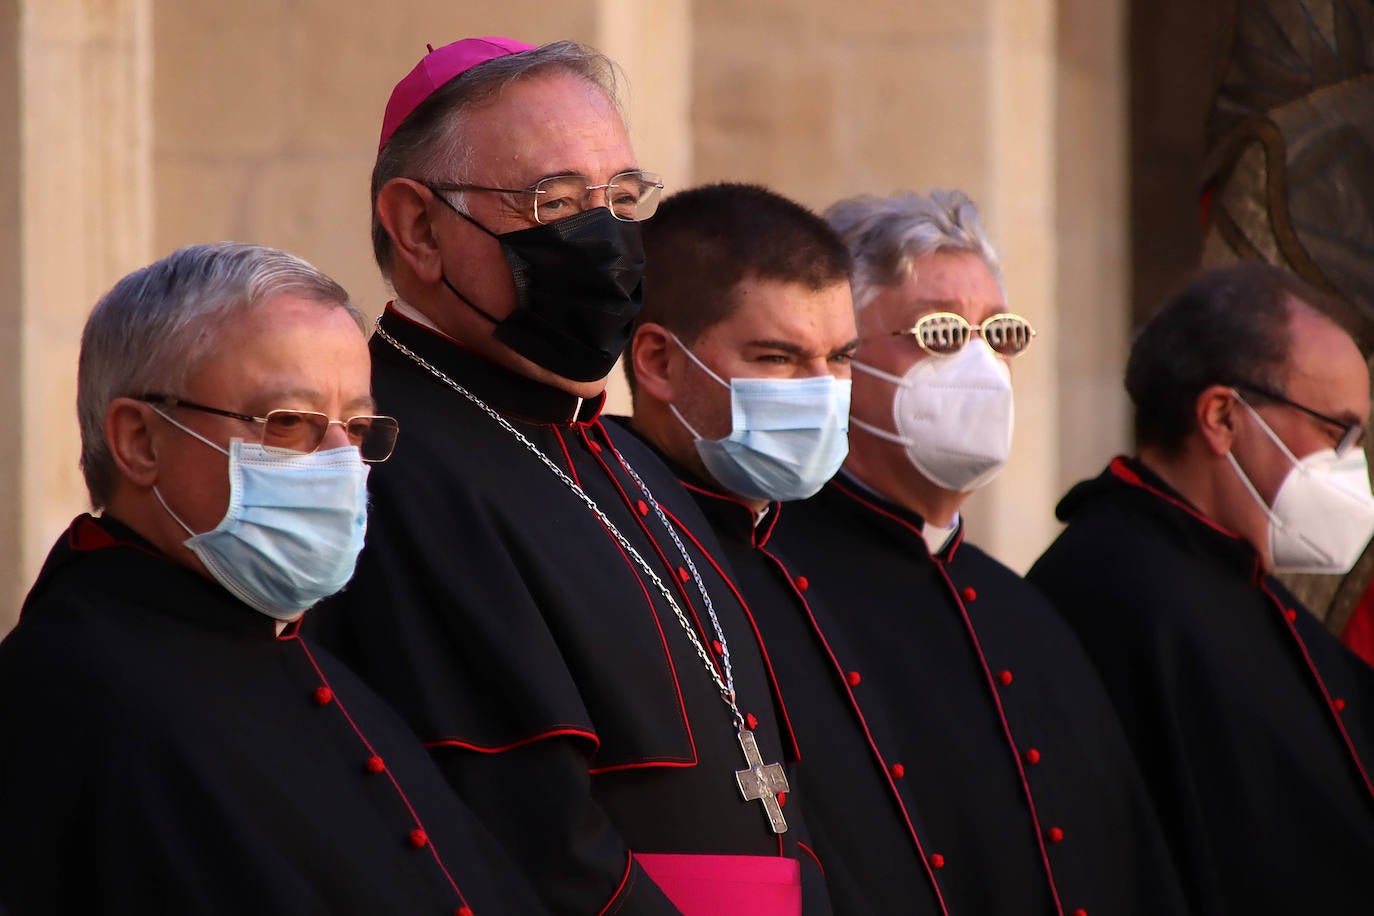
[1027,457,1374,914]
[0,514,546,916]
[309,309,830,915]
[763,476,1190,916]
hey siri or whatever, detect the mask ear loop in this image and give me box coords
[145,405,233,539]
[846,361,910,444]
[668,332,731,389]
[665,333,734,444]
[1224,391,1324,553]
[428,188,507,325]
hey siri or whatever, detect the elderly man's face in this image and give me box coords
[849,250,1007,461]
[1229,303,1370,508]
[436,70,637,325]
[150,296,373,547]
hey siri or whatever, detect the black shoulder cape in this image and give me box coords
[308,310,830,915]
[763,476,1190,916]
[0,514,546,916]
[1028,456,1374,915]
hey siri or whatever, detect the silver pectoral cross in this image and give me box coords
[735,728,789,833]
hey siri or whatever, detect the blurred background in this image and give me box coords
[0,0,1288,629]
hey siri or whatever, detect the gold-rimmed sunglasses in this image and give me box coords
[140,394,399,463]
[891,312,1037,358]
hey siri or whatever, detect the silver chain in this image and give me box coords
[375,322,742,728]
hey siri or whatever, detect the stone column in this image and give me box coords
[0,0,152,630]
[596,0,693,413]
[970,0,1059,571]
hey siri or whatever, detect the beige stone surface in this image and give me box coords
[3,0,152,630]
[0,0,20,630]
[1054,0,1131,496]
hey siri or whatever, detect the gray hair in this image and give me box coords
[78,242,361,510]
[370,40,624,276]
[824,189,1001,310]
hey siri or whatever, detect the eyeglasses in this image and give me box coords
[425,170,665,224]
[140,395,399,463]
[1235,382,1365,457]
[890,312,1037,358]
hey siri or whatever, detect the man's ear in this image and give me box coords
[1196,384,1240,457]
[105,398,160,488]
[377,178,445,284]
[631,322,678,404]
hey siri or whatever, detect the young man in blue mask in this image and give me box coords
[310,39,834,916]
[0,242,547,915]
[760,190,1189,914]
[1028,262,1374,914]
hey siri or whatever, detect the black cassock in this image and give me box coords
[1028,456,1374,915]
[0,514,546,916]
[759,476,1190,916]
[309,308,830,916]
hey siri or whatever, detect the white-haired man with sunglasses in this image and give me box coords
[0,242,547,915]
[1029,262,1374,914]
[765,190,1189,915]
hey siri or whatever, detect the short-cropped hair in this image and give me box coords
[628,182,853,392]
[78,242,360,509]
[1126,261,1350,455]
[371,40,622,278]
[824,189,1000,310]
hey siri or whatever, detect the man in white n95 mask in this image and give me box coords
[1029,261,1374,916]
[762,189,1189,915]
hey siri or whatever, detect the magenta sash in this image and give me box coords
[634,853,802,915]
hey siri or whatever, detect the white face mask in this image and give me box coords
[850,338,1015,492]
[668,334,851,502]
[1227,394,1374,575]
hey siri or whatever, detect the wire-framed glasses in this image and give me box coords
[140,395,400,463]
[1235,382,1365,457]
[425,170,665,224]
[891,312,1037,358]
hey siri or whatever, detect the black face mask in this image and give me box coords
[440,205,647,383]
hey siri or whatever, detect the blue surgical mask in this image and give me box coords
[669,334,851,502]
[151,410,370,620]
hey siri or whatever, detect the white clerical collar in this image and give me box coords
[921,515,960,556]
[838,471,958,556]
[391,298,443,333]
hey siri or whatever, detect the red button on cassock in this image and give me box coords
[890,763,905,779]
[1047,826,1064,844]
[457,906,474,916]
[795,576,810,592]
[1073,909,1087,916]
[1334,697,1347,712]
[365,755,386,774]
[997,670,1013,686]
[589,441,602,453]
[636,500,650,516]
[776,792,787,807]
[930,853,945,869]
[1024,748,1041,765]
[847,671,862,687]
[711,639,724,656]
[746,712,759,730]
[961,586,977,602]
[409,829,429,848]
[677,566,690,583]
[1285,608,1298,623]
[313,686,333,706]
